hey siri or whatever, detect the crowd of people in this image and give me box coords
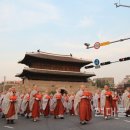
[0,85,130,125]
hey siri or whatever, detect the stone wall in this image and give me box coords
[22,79,97,93]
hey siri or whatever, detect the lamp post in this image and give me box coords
[3,76,6,92]
[114,0,130,8]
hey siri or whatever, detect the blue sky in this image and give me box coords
[0,0,130,84]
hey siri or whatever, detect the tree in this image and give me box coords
[128,80,130,83]
[96,79,110,88]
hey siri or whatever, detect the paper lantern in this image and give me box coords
[56,94,62,99]
[10,96,17,101]
[128,94,130,99]
[105,91,112,96]
[36,94,42,100]
[83,91,91,97]
[46,95,51,99]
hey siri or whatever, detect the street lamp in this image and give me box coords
[3,76,6,92]
[114,0,130,8]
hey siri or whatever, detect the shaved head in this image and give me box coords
[45,89,49,93]
[8,88,12,92]
[80,85,86,91]
[126,87,130,92]
[97,89,101,93]
[104,85,109,91]
[33,85,38,91]
[56,88,61,93]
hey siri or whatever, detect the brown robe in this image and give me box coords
[6,102,16,118]
[104,96,112,116]
[54,99,64,116]
[32,99,40,118]
[79,98,92,121]
[43,100,50,116]
[112,96,118,115]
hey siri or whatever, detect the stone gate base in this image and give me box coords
[22,79,95,93]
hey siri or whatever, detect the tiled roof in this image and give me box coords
[16,68,95,77]
[19,52,92,64]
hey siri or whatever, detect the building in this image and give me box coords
[93,77,114,88]
[120,75,130,84]
[116,75,130,95]
[116,75,130,89]
[16,51,95,92]
[0,81,22,92]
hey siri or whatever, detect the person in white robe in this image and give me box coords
[41,90,51,117]
[122,86,130,116]
[2,87,18,124]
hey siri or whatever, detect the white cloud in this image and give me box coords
[0,0,60,32]
[78,16,94,28]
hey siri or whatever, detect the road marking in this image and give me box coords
[124,120,130,123]
[114,118,120,120]
[95,115,103,117]
[4,126,14,129]
[118,115,126,117]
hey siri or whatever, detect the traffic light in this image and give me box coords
[85,65,94,69]
[100,61,111,66]
[119,57,130,62]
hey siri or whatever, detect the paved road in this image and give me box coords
[0,114,130,130]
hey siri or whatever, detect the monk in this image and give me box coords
[68,92,75,115]
[63,93,69,114]
[30,86,42,122]
[74,85,92,125]
[42,90,51,117]
[21,89,31,118]
[3,87,18,124]
[0,91,6,118]
[18,91,25,115]
[101,85,112,119]
[93,89,101,114]
[112,91,118,117]
[50,94,54,115]
[122,85,130,117]
[53,88,65,119]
